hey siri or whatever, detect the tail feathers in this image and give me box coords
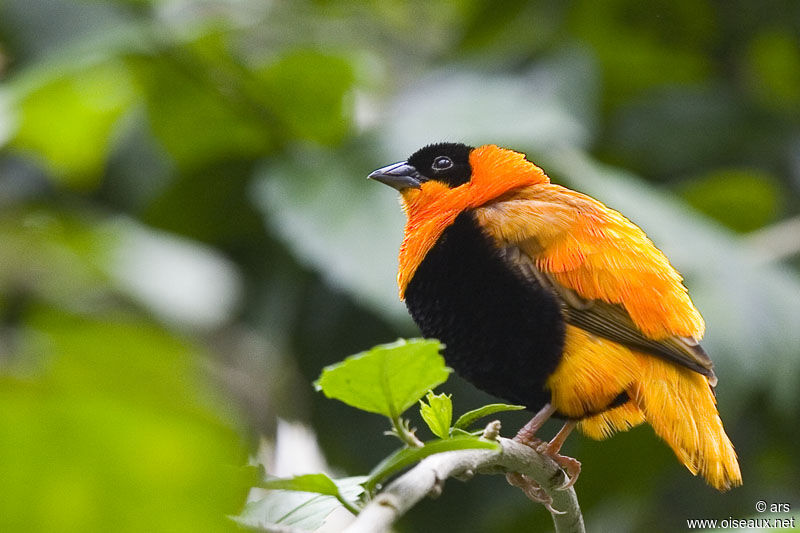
[578,400,645,440]
[632,358,742,491]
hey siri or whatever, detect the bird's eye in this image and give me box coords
[431,156,454,171]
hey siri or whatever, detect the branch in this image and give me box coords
[343,427,585,533]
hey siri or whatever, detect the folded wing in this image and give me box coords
[475,184,715,385]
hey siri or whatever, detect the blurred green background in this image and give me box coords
[1,1,799,531]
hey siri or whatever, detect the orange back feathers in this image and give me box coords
[475,184,706,339]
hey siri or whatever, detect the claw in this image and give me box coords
[538,437,581,490]
[552,453,582,490]
[521,427,582,490]
[512,411,582,494]
[544,500,566,515]
[506,472,548,504]
[538,420,581,490]
[506,472,565,514]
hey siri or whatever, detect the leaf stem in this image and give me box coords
[390,416,423,448]
[336,495,361,516]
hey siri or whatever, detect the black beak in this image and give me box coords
[367,161,423,191]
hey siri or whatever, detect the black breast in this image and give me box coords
[404,211,566,411]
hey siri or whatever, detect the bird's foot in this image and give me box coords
[533,440,582,490]
[513,434,544,449]
[505,472,565,515]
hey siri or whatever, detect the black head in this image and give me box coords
[368,142,475,191]
[407,142,474,187]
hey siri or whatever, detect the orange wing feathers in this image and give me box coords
[475,183,705,340]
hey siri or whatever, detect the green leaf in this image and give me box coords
[236,476,366,531]
[314,339,450,418]
[10,60,137,189]
[261,473,340,497]
[453,403,526,431]
[260,474,360,516]
[419,391,452,439]
[364,436,499,494]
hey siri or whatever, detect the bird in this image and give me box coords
[368,142,742,495]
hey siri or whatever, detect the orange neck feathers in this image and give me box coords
[397,145,549,298]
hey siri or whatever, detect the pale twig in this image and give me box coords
[343,424,585,533]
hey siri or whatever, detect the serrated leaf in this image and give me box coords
[419,391,452,439]
[453,403,526,431]
[314,339,451,418]
[364,436,499,494]
[235,476,366,531]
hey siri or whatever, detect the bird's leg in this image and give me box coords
[514,403,556,445]
[506,405,582,503]
[536,420,581,490]
[506,403,558,505]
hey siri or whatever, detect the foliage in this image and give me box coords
[419,391,452,439]
[315,339,450,420]
[240,340,503,531]
[0,304,251,532]
[453,403,527,432]
[237,476,367,532]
